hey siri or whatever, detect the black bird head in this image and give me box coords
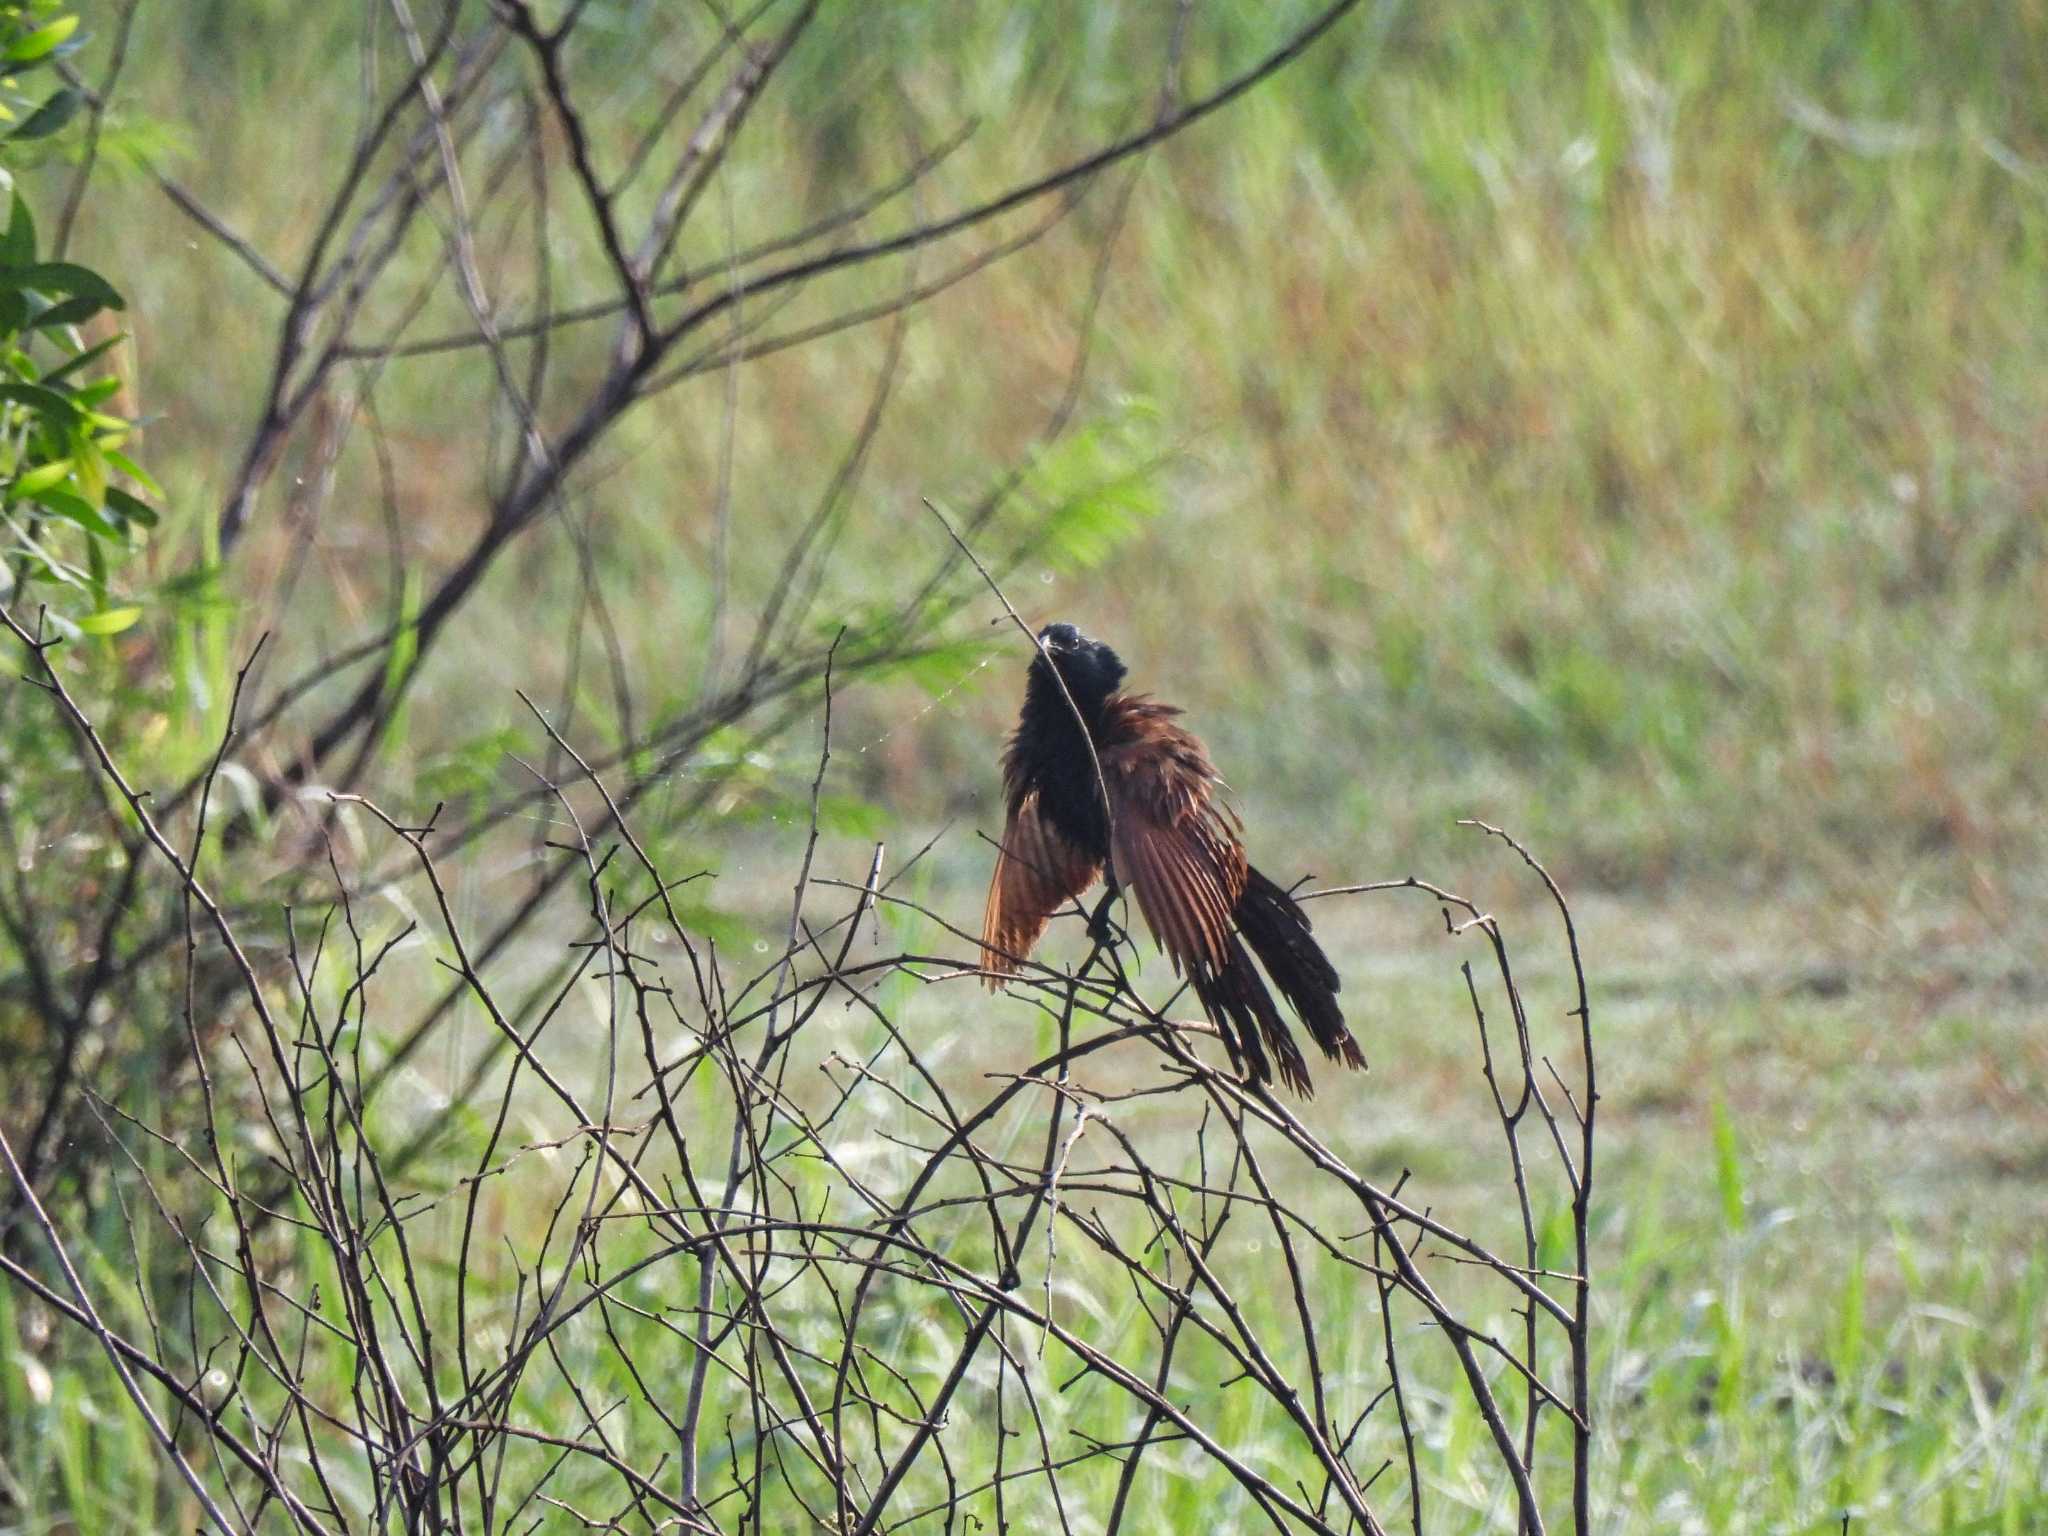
[1028,622,1127,722]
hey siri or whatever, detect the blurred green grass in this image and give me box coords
[9,0,2046,1528]
[77,0,2046,901]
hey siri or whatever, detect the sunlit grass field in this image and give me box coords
[6,0,2045,1529]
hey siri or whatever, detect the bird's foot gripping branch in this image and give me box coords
[0,635,1596,1536]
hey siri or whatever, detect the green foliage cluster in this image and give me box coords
[0,0,154,639]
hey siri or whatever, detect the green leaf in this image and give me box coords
[104,448,159,496]
[0,380,79,419]
[0,262,123,309]
[2,32,86,76]
[1833,1251,1866,1381]
[5,17,80,65]
[85,518,108,595]
[41,331,123,385]
[0,192,34,267]
[27,486,119,538]
[70,438,104,502]
[27,292,103,331]
[74,604,141,636]
[8,86,83,142]
[104,485,155,528]
[1711,1099,1745,1234]
[10,458,73,496]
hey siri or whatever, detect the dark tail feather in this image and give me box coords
[1190,935,1313,1098]
[1235,866,1367,1074]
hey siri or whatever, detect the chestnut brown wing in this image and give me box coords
[1100,710,1248,976]
[980,791,1101,984]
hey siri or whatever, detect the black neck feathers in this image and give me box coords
[1002,625,1127,856]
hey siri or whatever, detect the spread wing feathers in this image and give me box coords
[1236,867,1367,1071]
[1108,798,1244,974]
[1093,698,1360,1096]
[1096,708,1317,1094]
[1100,703,1247,976]
[980,791,1101,985]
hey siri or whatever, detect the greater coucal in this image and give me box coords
[980,622,1366,1096]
